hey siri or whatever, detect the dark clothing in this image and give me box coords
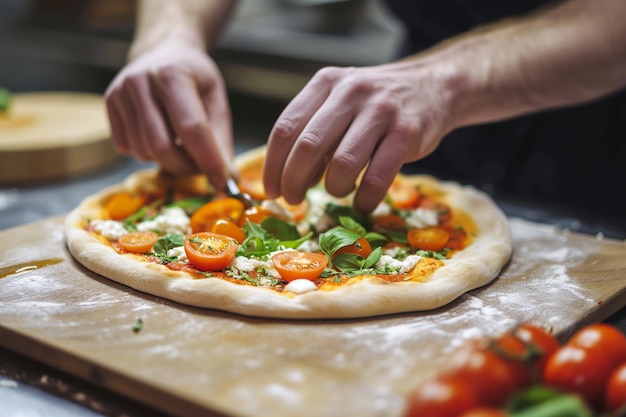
[385,0,626,226]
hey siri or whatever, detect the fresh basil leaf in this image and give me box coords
[362,246,382,269]
[333,253,366,272]
[319,227,361,257]
[261,217,300,241]
[152,233,185,256]
[324,203,371,228]
[387,230,408,245]
[123,206,148,231]
[243,221,271,240]
[339,216,366,236]
[237,236,268,257]
[364,231,388,248]
[281,232,313,250]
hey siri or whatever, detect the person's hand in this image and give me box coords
[263,62,457,213]
[105,39,234,190]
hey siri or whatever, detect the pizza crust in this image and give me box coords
[65,146,512,319]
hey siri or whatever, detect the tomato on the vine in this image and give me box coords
[184,232,239,271]
[513,324,560,380]
[332,236,372,259]
[606,363,626,412]
[404,377,477,417]
[118,231,159,254]
[272,251,328,282]
[445,345,520,406]
[568,323,626,367]
[543,344,615,409]
[407,227,450,252]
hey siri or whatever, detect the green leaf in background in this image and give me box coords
[0,88,12,113]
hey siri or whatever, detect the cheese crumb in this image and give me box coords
[137,207,191,235]
[91,220,128,240]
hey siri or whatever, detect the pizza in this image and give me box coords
[64,146,512,319]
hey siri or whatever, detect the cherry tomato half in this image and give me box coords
[606,363,626,412]
[543,344,615,409]
[184,232,239,271]
[568,323,626,368]
[118,231,159,254]
[238,166,266,200]
[407,227,450,252]
[272,251,328,282]
[333,236,372,259]
[106,192,145,220]
[373,214,407,233]
[190,198,245,233]
[208,218,246,244]
[387,178,421,209]
[404,378,477,417]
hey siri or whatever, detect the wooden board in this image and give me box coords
[0,92,119,183]
[0,216,625,417]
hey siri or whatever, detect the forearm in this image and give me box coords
[129,0,237,61]
[409,0,626,128]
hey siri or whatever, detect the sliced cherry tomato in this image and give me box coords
[543,344,615,409]
[333,236,372,259]
[238,167,266,200]
[238,205,276,226]
[184,232,239,271]
[272,251,328,282]
[208,218,246,244]
[373,214,407,232]
[190,198,245,233]
[404,378,478,417]
[118,231,159,254]
[387,178,421,209]
[568,323,626,367]
[106,192,145,220]
[407,227,450,251]
[513,323,560,381]
[445,345,520,406]
[606,363,626,412]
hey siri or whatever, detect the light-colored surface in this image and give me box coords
[0,92,118,183]
[1,216,625,417]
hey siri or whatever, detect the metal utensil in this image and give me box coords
[225,176,254,209]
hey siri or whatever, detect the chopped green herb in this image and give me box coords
[0,88,11,113]
[132,317,143,333]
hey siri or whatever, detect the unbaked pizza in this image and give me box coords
[65,147,512,319]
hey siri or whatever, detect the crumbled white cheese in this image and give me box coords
[376,254,421,274]
[306,188,345,228]
[297,239,320,253]
[167,246,188,262]
[91,220,128,240]
[405,207,439,229]
[137,206,191,235]
[260,199,289,219]
[284,279,318,294]
[371,201,392,217]
[232,255,279,278]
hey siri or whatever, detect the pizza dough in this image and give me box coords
[65,146,512,319]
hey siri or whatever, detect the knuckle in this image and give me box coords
[271,118,297,141]
[177,119,207,142]
[297,131,323,152]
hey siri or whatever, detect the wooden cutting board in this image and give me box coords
[0,216,625,417]
[0,92,119,184]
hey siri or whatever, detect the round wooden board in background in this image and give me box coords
[0,92,120,184]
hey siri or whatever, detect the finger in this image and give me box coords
[202,79,235,176]
[153,68,231,189]
[352,132,409,213]
[263,73,335,199]
[324,103,393,198]
[117,79,152,161]
[104,89,130,154]
[127,73,197,174]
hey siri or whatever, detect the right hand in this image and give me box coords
[105,39,234,190]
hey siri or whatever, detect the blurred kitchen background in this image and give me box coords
[0,0,406,230]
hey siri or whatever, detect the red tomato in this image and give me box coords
[118,231,159,254]
[458,407,510,417]
[568,323,626,367]
[489,333,533,389]
[238,205,278,226]
[445,345,520,406]
[184,232,239,271]
[387,179,421,209]
[513,324,560,381]
[333,236,372,259]
[272,251,328,282]
[208,218,246,244]
[544,344,615,409]
[606,363,626,412]
[407,227,450,252]
[404,378,477,417]
[190,198,245,233]
[106,192,145,220]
